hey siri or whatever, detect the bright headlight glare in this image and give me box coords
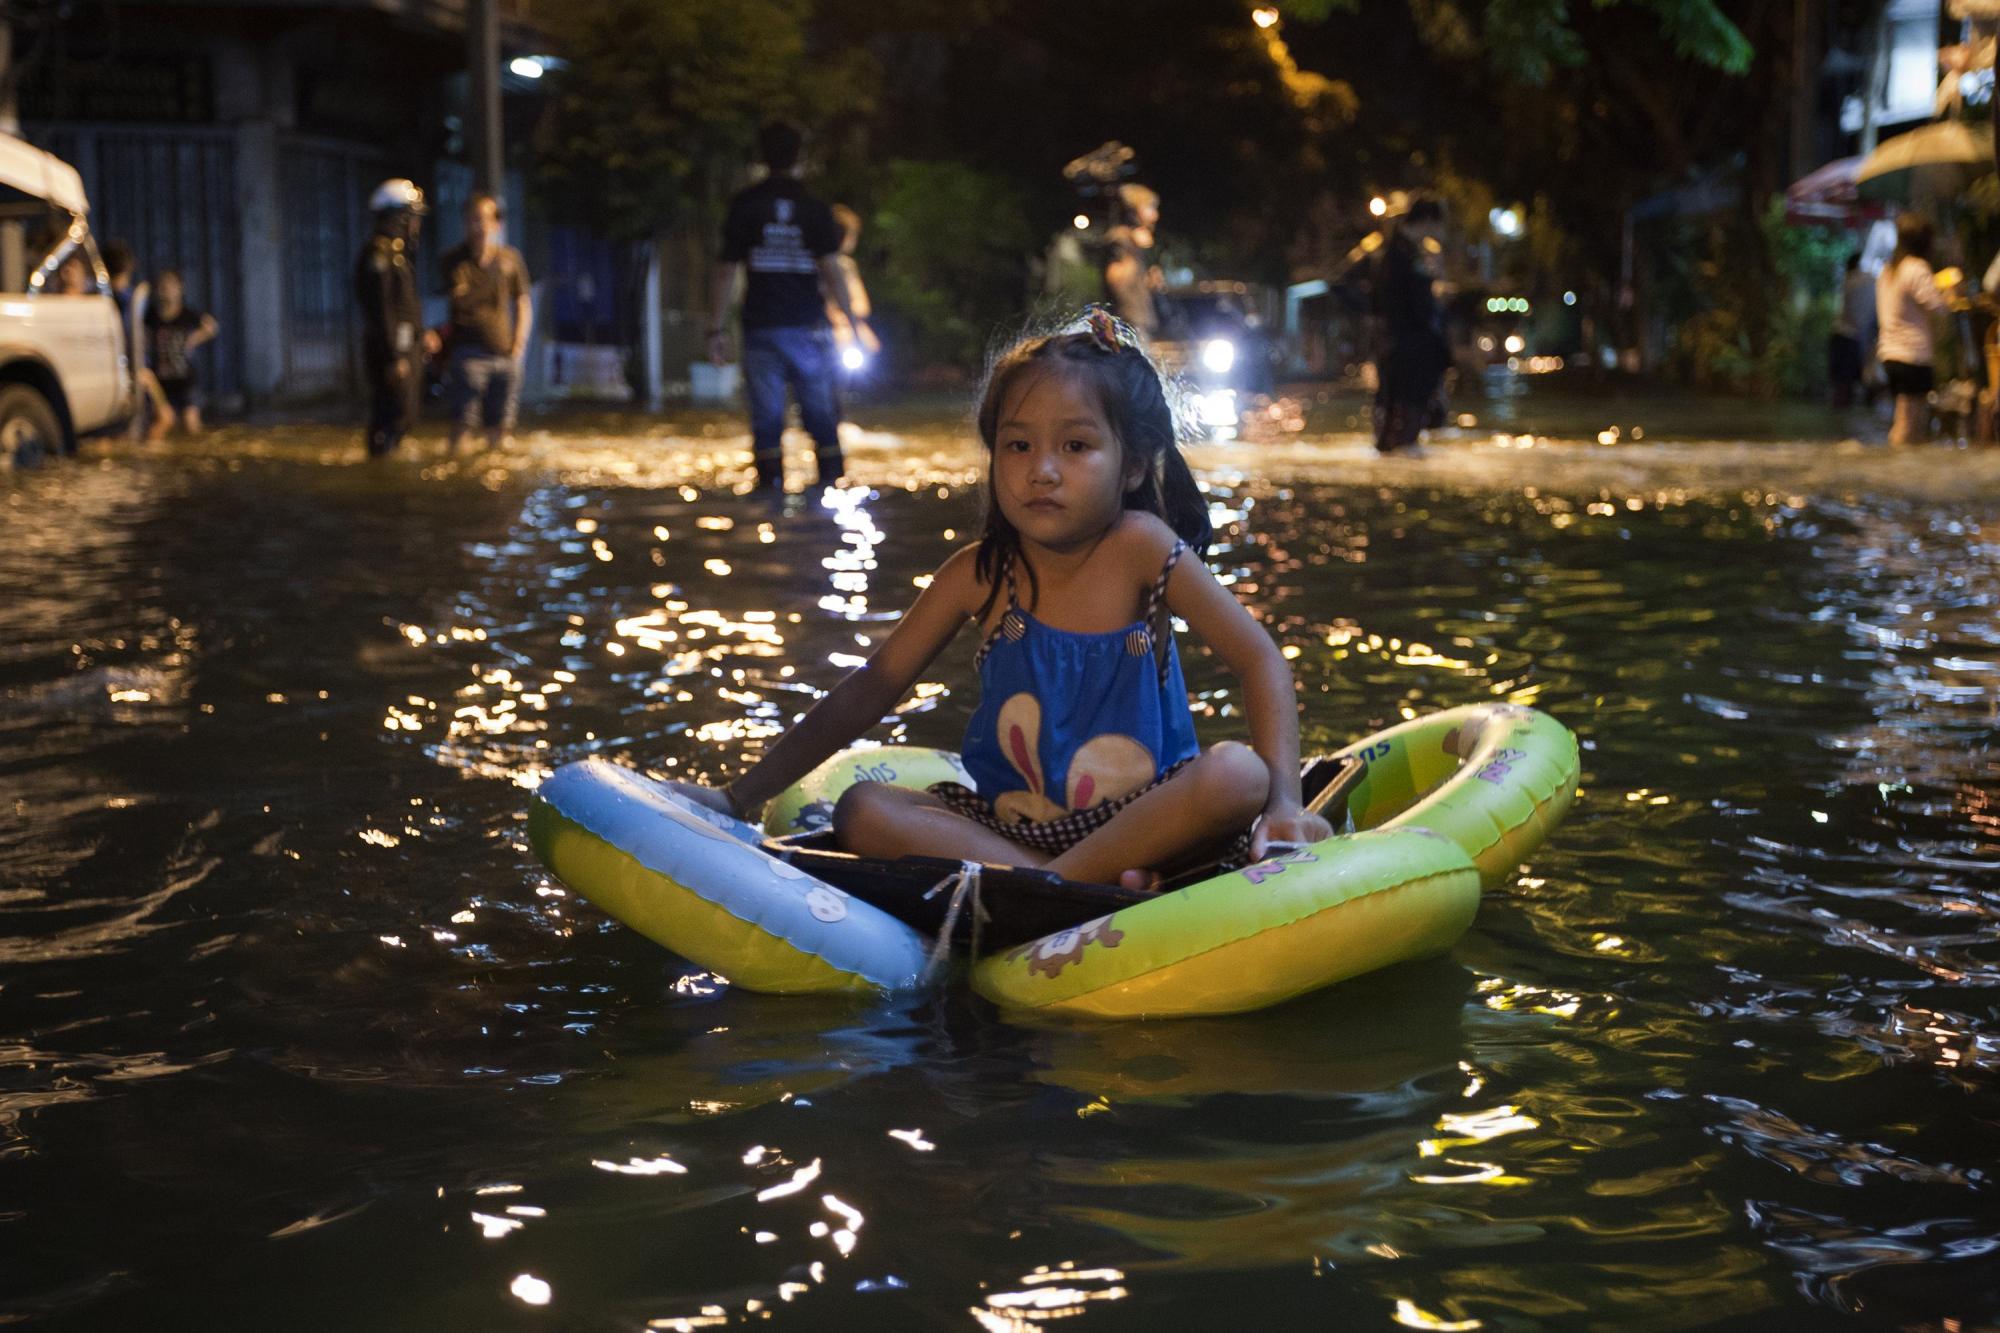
[1196,389,1238,427]
[1200,338,1236,375]
[840,346,866,371]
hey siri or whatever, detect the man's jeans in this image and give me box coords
[742,325,842,488]
[447,348,520,432]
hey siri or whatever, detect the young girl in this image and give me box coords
[671,309,1332,889]
[1875,212,1959,447]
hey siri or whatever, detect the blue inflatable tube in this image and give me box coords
[529,759,931,994]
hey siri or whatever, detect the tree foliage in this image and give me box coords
[533,0,873,241]
[1285,0,1749,82]
[868,160,1036,371]
[533,0,1779,379]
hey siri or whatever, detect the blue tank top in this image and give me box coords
[961,542,1201,824]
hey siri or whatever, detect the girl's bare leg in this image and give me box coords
[1890,394,1926,446]
[833,743,1270,888]
[834,782,1050,867]
[1045,742,1270,888]
[140,372,170,440]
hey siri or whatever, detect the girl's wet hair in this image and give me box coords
[971,308,1213,615]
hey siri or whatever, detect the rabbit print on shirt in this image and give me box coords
[990,692,1157,825]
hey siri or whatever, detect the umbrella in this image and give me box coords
[1855,120,1995,200]
[1784,155,1881,224]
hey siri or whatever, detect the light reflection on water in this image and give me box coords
[1,412,1997,1328]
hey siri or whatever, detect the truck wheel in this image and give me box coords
[0,384,62,468]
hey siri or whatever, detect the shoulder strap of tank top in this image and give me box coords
[1143,541,1186,684]
[974,553,1025,670]
[1144,541,1185,621]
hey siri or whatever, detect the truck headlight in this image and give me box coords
[1200,338,1236,375]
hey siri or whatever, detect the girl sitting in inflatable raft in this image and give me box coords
[665,307,1331,891]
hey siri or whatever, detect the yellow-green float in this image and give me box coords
[528,702,1579,1019]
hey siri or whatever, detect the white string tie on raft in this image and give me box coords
[919,860,988,986]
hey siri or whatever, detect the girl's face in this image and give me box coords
[157,277,183,308]
[990,369,1143,554]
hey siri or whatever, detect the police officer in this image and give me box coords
[354,179,439,457]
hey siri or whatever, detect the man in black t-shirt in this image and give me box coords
[709,121,865,491]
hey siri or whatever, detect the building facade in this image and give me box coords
[15,0,535,407]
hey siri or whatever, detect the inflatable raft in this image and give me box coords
[528,703,1579,1019]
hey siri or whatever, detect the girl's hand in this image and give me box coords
[1250,805,1334,860]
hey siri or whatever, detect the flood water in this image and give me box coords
[4,401,1998,1330]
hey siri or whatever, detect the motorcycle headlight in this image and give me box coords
[1200,338,1236,375]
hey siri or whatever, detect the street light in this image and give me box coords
[1368,196,1387,217]
[1252,6,1280,28]
[509,56,545,79]
[1073,214,1090,230]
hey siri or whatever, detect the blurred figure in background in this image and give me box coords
[51,252,91,294]
[102,240,156,438]
[1102,182,1162,337]
[354,178,439,458]
[825,203,878,428]
[437,191,532,453]
[143,268,218,439]
[1370,196,1450,457]
[1876,213,1958,447]
[709,121,858,491]
[1829,252,1874,408]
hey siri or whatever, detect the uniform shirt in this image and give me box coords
[719,176,840,330]
[1875,256,1949,367]
[354,232,422,357]
[145,305,206,384]
[439,241,529,355]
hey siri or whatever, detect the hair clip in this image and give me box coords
[1082,306,1123,353]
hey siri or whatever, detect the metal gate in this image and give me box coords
[280,135,387,396]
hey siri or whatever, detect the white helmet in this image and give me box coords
[368,178,429,215]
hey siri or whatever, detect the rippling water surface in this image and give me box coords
[3,407,1997,1330]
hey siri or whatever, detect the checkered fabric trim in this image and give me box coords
[928,757,1198,856]
[928,752,1255,868]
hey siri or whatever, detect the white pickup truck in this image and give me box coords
[0,134,131,465]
